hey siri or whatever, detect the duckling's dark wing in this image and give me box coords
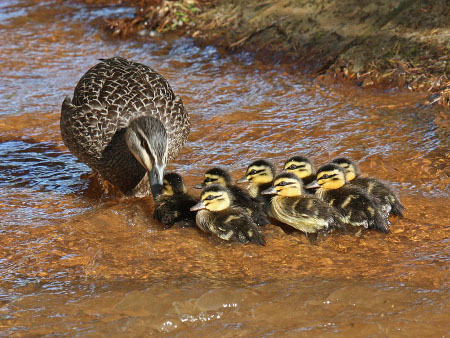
[324,186,390,233]
[353,177,405,217]
[60,57,190,194]
[215,208,266,245]
[154,194,197,228]
[229,185,269,226]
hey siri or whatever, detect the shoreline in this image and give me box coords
[86,0,449,106]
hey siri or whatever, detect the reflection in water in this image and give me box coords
[0,0,448,335]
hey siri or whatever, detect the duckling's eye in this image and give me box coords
[248,169,257,175]
[205,178,215,183]
[321,174,330,179]
[204,195,216,201]
[287,165,297,170]
[277,181,288,186]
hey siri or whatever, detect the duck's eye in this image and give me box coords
[205,178,214,183]
[248,169,257,175]
[287,165,297,170]
[277,181,288,186]
[321,174,330,179]
[204,195,216,201]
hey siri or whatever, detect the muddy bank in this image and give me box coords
[86,0,449,106]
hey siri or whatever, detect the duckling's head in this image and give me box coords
[194,167,232,189]
[330,157,360,182]
[126,116,168,198]
[316,163,347,190]
[237,159,275,185]
[161,172,187,196]
[190,184,231,212]
[261,172,304,197]
[283,155,315,179]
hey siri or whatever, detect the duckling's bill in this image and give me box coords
[236,176,249,183]
[305,181,320,189]
[261,186,277,195]
[190,201,206,211]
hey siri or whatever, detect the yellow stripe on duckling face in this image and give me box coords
[203,174,227,187]
[335,162,357,181]
[273,177,303,197]
[245,165,273,184]
[284,160,313,179]
[317,169,346,190]
[161,179,174,196]
[200,191,231,211]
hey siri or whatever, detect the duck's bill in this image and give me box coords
[236,176,249,183]
[149,165,164,198]
[190,201,206,211]
[261,187,277,195]
[305,181,320,189]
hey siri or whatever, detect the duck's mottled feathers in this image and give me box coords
[60,57,189,195]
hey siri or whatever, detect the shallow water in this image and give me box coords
[0,0,449,336]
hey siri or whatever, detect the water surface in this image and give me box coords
[0,0,449,335]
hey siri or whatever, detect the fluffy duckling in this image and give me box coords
[195,167,269,226]
[330,157,405,217]
[261,172,344,234]
[313,164,390,233]
[236,159,276,206]
[190,184,266,245]
[283,155,317,194]
[153,172,198,228]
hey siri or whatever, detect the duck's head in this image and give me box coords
[125,116,167,198]
[190,184,231,212]
[236,159,275,185]
[283,155,315,180]
[315,163,347,190]
[330,157,359,182]
[194,167,232,189]
[261,172,304,197]
[161,172,187,196]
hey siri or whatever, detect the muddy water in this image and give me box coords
[0,0,449,336]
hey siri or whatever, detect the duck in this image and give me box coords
[153,172,198,228]
[283,155,317,194]
[190,184,266,245]
[330,157,405,217]
[60,57,190,199]
[261,172,345,234]
[236,159,276,207]
[195,167,269,226]
[312,163,390,233]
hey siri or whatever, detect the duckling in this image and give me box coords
[313,164,390,233]
[195,167,269,226]
[153,172,197,228]
[330,157,405,217]
[236,159,276,207]
[283,155,317,194]
[190,184,266,245]
[261,172,345,234]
